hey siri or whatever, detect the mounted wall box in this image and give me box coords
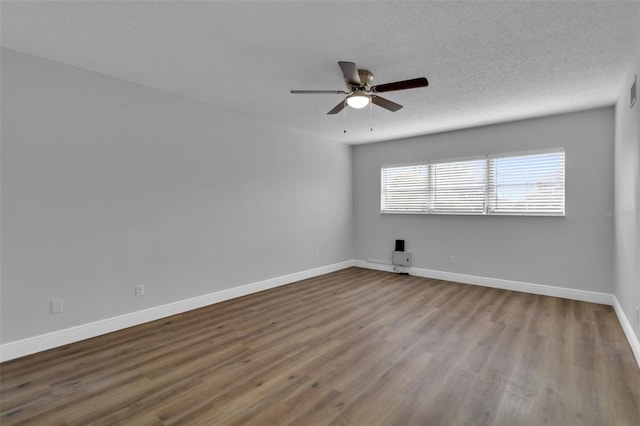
[392,251,412,266]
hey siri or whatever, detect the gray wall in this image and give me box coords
[0,49,353,343]
[0,46,629,347]
[354,108,615,293]
[614,45,640,341]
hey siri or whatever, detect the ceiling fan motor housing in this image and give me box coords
[356,70,374,89]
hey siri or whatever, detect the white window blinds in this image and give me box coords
[381,164,428,213]
[380,148,565,216]
[430,158,487,214]
[488,150,565,216]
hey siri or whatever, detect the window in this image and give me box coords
[488,150,565,216]
[429,158,487,214]
[381,164,428,213]
[380,148,565,216]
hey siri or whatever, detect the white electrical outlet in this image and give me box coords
[50,299,63,314]
[449,256,456,264]
[315,251,319,260]
[135,284,145,297]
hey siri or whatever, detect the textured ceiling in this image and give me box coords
[1,1,639,144]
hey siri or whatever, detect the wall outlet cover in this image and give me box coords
[50,299,63,314]
[135,284,145,297]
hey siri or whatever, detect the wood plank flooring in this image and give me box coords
[1,267,639,425]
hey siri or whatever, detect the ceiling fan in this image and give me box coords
[290,61,428,115]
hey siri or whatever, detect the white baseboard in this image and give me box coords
[0,260,356,362]
[613,296,640,368]
[354,260,613,305]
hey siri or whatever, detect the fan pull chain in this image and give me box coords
[369,100,374,132]
[343,100,347,134]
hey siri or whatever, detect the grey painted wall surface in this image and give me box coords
[1,49,353,343]
[353,108,615,293]
[614,48,640,342]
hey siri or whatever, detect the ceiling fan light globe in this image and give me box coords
[346,94,370,109]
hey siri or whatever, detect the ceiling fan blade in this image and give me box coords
[327,99,347,115]
[338,61,361,86]
[372,77,428,93]
[371,95,403,112]
[290,90,348,94]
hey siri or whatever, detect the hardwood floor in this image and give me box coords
[1,267,639,425]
